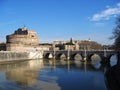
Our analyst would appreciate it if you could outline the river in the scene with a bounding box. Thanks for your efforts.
[0,56,117,90]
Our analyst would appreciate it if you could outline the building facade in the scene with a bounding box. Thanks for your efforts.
[52,39,102,50]
[52,38,80,50]
[6,27,50,51]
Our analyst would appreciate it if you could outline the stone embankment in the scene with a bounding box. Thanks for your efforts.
[0,51,43,62]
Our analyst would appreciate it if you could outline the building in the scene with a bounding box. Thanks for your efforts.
[6,27,50,51]
[0,42,6,51]
[52,38,80,50]
[52,38,102,50]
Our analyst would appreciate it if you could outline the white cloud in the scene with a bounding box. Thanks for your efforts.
[91,2,120,21]
[117,3,120,7]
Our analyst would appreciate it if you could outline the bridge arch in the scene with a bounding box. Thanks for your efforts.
[71,53,82,61]
[109,54,117,66]
[44,53,53,59]
[107,54,116,60]
[56,53,67,60]
[88,53,101,61]
[89,54,101,69]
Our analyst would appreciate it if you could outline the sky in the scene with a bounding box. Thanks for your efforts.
[0,0,120,45]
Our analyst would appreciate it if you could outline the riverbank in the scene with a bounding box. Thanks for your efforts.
[0,51,43,62]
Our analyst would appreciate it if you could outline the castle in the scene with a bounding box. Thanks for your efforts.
[6,27,50,51]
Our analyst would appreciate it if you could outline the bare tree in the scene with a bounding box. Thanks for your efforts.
[112,16,120,51]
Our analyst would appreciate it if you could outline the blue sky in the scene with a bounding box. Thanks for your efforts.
[0,0,120,45]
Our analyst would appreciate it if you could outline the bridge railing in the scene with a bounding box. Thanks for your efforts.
[44,49,115,52]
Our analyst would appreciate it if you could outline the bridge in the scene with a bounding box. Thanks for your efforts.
[43,50,117,63]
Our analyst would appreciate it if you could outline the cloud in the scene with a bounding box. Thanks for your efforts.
[91,2,120,21]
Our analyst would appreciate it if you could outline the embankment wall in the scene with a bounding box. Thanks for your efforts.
[0,51,29,61]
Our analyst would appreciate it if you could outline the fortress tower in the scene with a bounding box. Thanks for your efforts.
[6,27,39,51]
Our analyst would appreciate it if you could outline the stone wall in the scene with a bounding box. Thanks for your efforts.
[0,51,29,61]
[6,43,24,51]
[6,32,39,45]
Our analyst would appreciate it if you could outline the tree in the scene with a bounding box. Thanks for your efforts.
[112,16,120,51]
[79,40,102,50]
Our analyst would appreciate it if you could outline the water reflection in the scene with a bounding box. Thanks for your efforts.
[74,60,81,67]
[91,59,101,69]
[0,60,61,90]
[60,60,67,65]
[6,60,43,86]
[0,58,112,90]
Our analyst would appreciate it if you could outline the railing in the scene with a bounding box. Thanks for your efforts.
[44,49,115,52]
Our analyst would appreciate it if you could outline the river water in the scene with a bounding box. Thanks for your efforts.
[0,57,117,90]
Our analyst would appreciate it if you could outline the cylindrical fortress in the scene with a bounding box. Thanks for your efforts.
[6,28,39,45]
[6,27,39,51]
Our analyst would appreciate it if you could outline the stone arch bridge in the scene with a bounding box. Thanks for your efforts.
[43,50,117,62]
